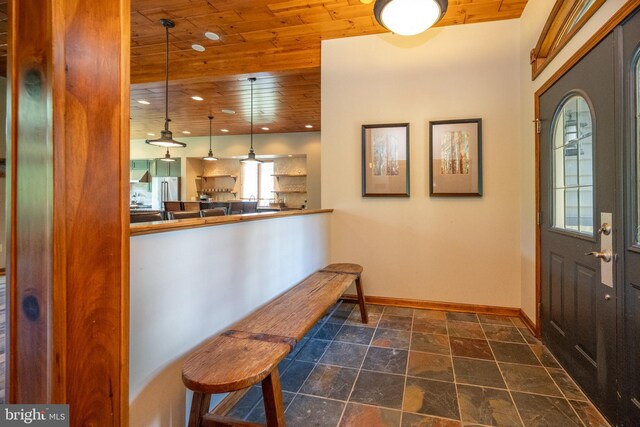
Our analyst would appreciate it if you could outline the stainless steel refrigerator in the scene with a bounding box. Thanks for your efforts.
[151,177,180,210]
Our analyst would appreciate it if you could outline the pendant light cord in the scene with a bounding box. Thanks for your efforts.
[209,116,213,150]
[164,25,170,131]
[250,78,254,151]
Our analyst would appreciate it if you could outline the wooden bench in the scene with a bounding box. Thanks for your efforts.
[182,263,367,427]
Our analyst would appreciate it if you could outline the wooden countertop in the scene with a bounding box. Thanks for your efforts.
[130,209,333,236]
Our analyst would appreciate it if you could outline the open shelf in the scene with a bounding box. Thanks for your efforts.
[271,174,306,177]
[201,190,237,194]
[199,175,237,181]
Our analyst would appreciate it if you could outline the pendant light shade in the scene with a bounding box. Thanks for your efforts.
[159,148,176,162]
[203,115,219,161]
[374,0,448,36]
[240,77,262,164]
[146,19,187,148]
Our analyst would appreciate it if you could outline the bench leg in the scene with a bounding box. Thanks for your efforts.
[188,392,212,427]
[261,368,286,427]
[355,276,368,324]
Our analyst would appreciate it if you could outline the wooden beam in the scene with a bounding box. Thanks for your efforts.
[8,0,130,424]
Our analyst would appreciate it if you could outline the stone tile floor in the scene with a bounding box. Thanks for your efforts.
[225,302,611,427]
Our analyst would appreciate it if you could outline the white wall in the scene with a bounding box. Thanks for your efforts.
[518,0,628,321]
[321,20,522,308]
[131,132,321,209]
[129,213,331,427]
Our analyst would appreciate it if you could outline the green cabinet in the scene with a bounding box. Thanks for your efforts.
[151,158,181,177]
[130,159,150,170]
[169,160,181,177]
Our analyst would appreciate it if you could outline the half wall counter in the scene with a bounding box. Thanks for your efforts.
[129,209,332,426]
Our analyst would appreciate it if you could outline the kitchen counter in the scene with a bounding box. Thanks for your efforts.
[129,209,333,236]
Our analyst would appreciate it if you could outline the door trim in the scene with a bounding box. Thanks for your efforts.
[534,0,640,335]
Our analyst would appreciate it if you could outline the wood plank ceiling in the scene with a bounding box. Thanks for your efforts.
[1,0,528,138]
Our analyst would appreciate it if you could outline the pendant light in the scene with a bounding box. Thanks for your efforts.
[159,148,176,162]
[145,19,187,148]
[240,77,262,164]
[203,115,219,161]
[374,0,448,36]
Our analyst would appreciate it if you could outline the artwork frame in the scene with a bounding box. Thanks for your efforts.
[362,123,410,197]
[429,118,483,197]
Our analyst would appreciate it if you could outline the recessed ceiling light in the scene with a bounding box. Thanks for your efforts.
[221,129,229,132]
[261,127,270,131]
[288,155,293,157]
[147,133,156,136]
[305,124,314,129]
[205,31,220,41]
[192,96,204,101]
[182,131,191,134]
[138,100,150,105]
[191,44,205,52]
[222,109,236,114]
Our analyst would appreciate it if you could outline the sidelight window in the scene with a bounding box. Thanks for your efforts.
[552,95,594,235]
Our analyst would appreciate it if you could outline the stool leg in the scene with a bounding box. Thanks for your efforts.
[355,276,368,324]
[261,368,286,427]
[188,392,211,427]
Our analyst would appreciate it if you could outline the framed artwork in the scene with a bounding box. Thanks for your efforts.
[362,123,410,197]
[429,119,482,197]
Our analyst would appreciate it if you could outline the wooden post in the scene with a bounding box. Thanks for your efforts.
[261,369,286,427]
[8,0,130,424]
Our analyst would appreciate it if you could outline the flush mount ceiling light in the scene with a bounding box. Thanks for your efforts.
[160,148,176,162]
[192,96,204,101]
[192,44,205,52]
[240,78,262,164]
[261,127,270,131]
[205,31,220,41]
[374,0,448,36]
[182,130,191,134]
[203,115,219,161]
[137,100,151,105]
[221,129,229,132]
[222,109,236,114]
[145,19,187,149]
[305,124,314,129]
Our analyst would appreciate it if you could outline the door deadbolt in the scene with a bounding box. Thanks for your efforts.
[598,223,612,235]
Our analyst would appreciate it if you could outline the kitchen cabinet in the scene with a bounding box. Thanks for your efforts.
[130,159,150,170]
[151,158,181,177]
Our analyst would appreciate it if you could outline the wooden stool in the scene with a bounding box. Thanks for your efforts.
[320,263,368,324]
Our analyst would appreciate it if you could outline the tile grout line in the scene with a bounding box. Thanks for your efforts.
[283,304,347,421]
[531,340,591,427]
[517,325,607,426]
[334,304,377,427]
[481,315,528,427]
[397,308,415,427]
[447,312,464,425]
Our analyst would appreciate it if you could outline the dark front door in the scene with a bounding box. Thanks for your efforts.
[621,9,640,426]
[539,32,618,421]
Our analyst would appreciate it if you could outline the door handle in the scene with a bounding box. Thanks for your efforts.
[585,250,612,262]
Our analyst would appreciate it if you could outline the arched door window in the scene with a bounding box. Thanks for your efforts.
[552,94,594,235]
